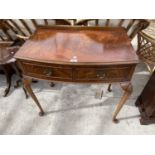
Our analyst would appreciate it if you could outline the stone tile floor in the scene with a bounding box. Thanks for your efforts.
[0,63,155,134]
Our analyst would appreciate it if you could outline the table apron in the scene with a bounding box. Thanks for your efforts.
[17,60,136,83]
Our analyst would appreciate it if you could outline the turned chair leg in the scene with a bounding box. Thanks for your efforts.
[23,87,29,99]
[2,65,13,97]
[50,82,55,87]
[107,83,112,92]
[14,79,22,88]
[3,72,12,97]
[11,62,29,99]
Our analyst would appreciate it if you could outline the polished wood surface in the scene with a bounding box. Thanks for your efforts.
[15,26,138,122]
[18,60,135,83]
[15,26,138,64]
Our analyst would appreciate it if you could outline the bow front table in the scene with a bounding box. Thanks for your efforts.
[15,26,138,123]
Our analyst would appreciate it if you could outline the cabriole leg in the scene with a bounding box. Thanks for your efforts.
[23,78,44,116]
[112,82,133,123]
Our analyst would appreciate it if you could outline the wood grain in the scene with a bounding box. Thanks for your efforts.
[15,26,138,65]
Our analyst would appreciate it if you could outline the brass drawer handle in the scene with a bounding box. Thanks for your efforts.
[96,71,106,79]
[43,68,53,76]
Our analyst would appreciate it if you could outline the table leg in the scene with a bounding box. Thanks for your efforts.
[107,83,112,92]
[3,71,12,97]
[50,82,55,87]
[23,78,44,116]
[112,82,133,123]
[2,65,13,97]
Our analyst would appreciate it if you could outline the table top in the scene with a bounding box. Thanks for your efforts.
[15,26,138,65]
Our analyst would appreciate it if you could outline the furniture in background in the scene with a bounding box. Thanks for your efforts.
[0,42,23,96]
[15,26,138,122]
[135,21,155,125]
[75,19,148,40]
[0,19,149,43]
[137,21,155,73]
[0,20,29,97]
[0,19,72,42]
[135,71,155,125]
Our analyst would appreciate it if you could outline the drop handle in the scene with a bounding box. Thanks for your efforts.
[43,68,53,76]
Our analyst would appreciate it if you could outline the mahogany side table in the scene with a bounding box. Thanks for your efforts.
[15,26,139,122]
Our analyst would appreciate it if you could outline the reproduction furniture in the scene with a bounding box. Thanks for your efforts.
[15,26,139,123]
[0,19,149,94]
[135,21,155,125]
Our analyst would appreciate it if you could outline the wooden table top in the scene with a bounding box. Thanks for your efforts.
[15,26,138,65]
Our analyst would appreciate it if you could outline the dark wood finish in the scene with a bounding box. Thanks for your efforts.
[0,42,27,97]
[0,42,18,96]
[44,19,48,25]
[18,60,135,83]
[137,21,155,122]
[0,63,14,96]
[15,26,138,122]
[135,71,155,125]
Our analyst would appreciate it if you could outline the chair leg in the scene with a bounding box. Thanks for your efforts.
[107,83,112,92]
[14,79,22,88]
[11,62,29,99]
[23,87,29,99]
[50,82,55,87]
[2,65,13,97]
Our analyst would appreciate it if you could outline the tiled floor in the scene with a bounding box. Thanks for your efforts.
[0,63,155,134]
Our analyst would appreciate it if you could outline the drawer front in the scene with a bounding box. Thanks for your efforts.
[74,66,134,82]
[18,60,135,83]
[21,62,73,80]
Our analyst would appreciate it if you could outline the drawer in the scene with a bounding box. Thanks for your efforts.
[21,62,73,80]
[74,66,133,82]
